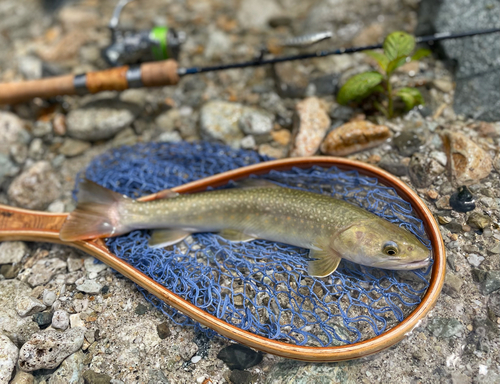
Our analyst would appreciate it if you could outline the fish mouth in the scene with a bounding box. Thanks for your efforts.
[400,257,432,270]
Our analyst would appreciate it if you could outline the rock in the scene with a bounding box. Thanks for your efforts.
[449,186,476,213]
[16,297,46,317]
[76,280,102,295]
[320,120,391,157]
[32,121,52,138]
[273,62,310,98]
[417,0,500,121]
[443,272,464,298]
[290,97,331,157]
[9,370,34,384]
[134,304,148,315]
[66,99,139,141]
[82,370,111,384]
[427,318,464,338]
[0,333,18,384]
[378,154,408,176]
[0,112,30,156]
[237,0,282,29]
[310,74,340,96]
[52,310,69,330]
[156,322,171,339]
[28,138,44,160]
[258,144,287,159]
[0,153,20,184]
[7,161,61,210]
[408,153,433,188]
[84,258,107,274]
[482,271,500,295]
[42,290,57,307]
[52,114,66,136]
[58,138,91,157]
[69,314,85,329]
[488,291,500,318]
[48,351,85,384]
[467,212,491,230]
[229,370,255,384]
[270,129,291,146]
[393,130,424,157]
[204,28,232,60]
[217,344,263,370]
[157,131,182,143]
[240,135,256,149]
[18,327,85,371]
[265,359,356,384]
[200,101,245,148]
[180,341,198,361]
[32,312,53,329]
[18,55,42,79]
[67,258,84,272]
[441,130,492,185]
[0,241,29,264]
[488,243,500,255]
[467,254,485,268]
[27,258,67,287]
[238,110,273,136]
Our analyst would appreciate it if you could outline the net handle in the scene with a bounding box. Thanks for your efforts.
[0,157,445,362]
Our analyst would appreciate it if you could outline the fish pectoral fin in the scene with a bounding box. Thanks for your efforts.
[217,229,256,243]
[307,248,341,277]
[148,229,191,248]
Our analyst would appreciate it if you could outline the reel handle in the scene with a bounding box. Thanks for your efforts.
[0,59,180,105]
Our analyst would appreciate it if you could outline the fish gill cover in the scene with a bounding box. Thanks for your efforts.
[77,141,432,347]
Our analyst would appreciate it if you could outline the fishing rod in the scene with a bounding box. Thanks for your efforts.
[0,27,499,105]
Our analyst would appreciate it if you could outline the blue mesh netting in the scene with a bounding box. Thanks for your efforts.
[77,141,433,347]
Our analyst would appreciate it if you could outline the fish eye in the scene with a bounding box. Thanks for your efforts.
[383,241,399,256]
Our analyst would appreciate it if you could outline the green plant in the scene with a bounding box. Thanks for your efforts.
[337,31,431,118]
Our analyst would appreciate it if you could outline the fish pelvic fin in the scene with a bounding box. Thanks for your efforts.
[307,248,341,277]
[217,229,256,243]
[148,229,191,248]
[59,179,131,242]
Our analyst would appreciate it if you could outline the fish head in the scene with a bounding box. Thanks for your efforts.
[331,218,431,270]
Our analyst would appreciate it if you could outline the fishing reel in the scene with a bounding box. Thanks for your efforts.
[102,0,186,66]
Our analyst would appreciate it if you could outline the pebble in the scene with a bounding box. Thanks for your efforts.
[134,304,148,315]
[82,370,111,384]
[191,355,202,364]
[0,153,20,185]
[84,258,107,274]
[52,310,70,330]
[393,130,424,157]
[258,144,287,159]
[217,344,263,370]
[27,258,67,287]
[237,0,282,29]
[204,28,232,60]
[441,130,492,185]
[378,153,408,176]
[47,200,65,213]
[443,272,464,298]
[43,289,57,306]
[16,297,46,317]
[467,254,485,267]
[48,351,84,384]
[18,327,85,371]
[66,99,139,141]
[450,186,476,213]
[156,322,171,339]
[270,129,291,146]
[433,78,454,93]
[0,333,18,384]
[408,153,433,188]
[199,101,245,148]
[76,280,102,295]
[28,138,44,160]
[487,291,500,318]
[467,212,491,230]
[58,138,91,157]
[7,161,62,210]
[9,370,34,384]
[180,341,199,361]
[238,110,273,136]
[52,113,66,136]
[0,111,30,156]
[290,97,331,157]
[9,143,28,165]
[0,241,29,264]
[33,311,53,329]
[488,243,500,254]
[157,131,182,143]
[320,120,391,157]
[69,314,85,329]
[427,318,464,338]
[273,61,310,98]
[229,370,255,384]
[482,271,500,295]
[240,135,256,149]
[67,258,84,272]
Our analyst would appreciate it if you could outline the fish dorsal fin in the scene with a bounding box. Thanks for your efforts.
[218,229,256,243]
[307,248,342,277]
[148,229,191,248]
[233,179,279,189]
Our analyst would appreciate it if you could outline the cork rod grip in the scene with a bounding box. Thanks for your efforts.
[0,59,180,105]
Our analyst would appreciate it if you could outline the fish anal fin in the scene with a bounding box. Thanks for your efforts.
[233,179,278,189]
[218,229,256,243]
[148,229,191,248]
[307,248,342,277]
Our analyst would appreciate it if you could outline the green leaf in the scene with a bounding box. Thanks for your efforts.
[396,87,424,110]
[365,50,389,71]
[386,56,408,74]
[337,72,384,105]
[411,48,432,61]
[383,31,415,61]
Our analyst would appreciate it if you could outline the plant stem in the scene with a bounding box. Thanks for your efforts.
[386,76,393,118]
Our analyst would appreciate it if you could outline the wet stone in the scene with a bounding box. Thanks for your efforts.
[482,271,500,295]
[427,318,464,338]
[217,344,263,370]
[320,120,391,157]
[467,212,492,230]
[450,186,476,213]
[33,311,53,329]
[393,130,424,157]
[443,272,464,298]
[156,322,171,339]
[467,254,485,268]
[0,333,18,384]
[229,370,256,384]
[409,153,433,188]
[18,327,85,371]
[445,221,463,233]
[378,154,408,176]
[134,304,148,315]
[82,369,111,384]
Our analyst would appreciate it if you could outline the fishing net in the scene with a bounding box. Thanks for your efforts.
[78,141,433,347]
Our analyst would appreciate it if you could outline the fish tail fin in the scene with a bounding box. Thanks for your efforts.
[60,179,132,241]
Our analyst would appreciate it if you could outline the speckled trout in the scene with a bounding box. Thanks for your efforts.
[60,179,431,277]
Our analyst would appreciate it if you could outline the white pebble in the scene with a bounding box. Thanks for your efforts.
[16,296,46,317]
[52,310,69,330]
[467,253,484,267]
[479,365,488,375]
[69,313,85,329]
[43,289,57,306]
[191,355,202,364]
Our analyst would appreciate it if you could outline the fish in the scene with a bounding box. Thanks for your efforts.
[59,179,431,277]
